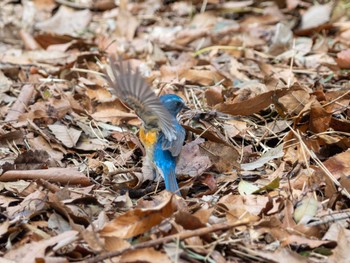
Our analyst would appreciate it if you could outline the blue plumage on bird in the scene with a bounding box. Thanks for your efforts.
[105,57,186,195]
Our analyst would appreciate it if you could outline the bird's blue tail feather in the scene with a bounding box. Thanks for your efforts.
[164,170,180,196]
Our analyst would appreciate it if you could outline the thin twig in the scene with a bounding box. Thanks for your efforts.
[108,167,142,176]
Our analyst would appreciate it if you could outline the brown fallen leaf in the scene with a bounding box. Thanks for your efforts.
[33,33,76,49]
[205,86,224,106]
[336,49,350,69]
[327,225,350,263]
[309,101,332,133]
[215,88,291,116]
[300,3,333,30]
[321,151,350,180]
[4,230,78,263]
[103,236,130,252]
[115,0,139,41]
[219,194,271,218]
[120,247,171,263]
[200,141,239,173]
[176,138,211,177]
[28,136,64,164]
[175,210,206,230]
[180,68,231,86]
[0,220,10,239]
[330,117,350,133]
[1,150,50,172]
[182,124,229,145]
[252,247,309,263]
[100,193,177,239]
[175,28,208,46]
[0,131,24,146]
[48,124,82,148]
[35,6,92,37]
[278,89,312,116]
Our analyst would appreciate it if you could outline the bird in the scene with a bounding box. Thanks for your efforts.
[105,57,186,194]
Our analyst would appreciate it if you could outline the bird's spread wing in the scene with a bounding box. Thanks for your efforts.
[106,57,177,142]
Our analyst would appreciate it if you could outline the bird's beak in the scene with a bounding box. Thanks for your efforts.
[182,105,190,111]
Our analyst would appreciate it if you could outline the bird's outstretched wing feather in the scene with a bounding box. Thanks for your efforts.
[106,57,177,142]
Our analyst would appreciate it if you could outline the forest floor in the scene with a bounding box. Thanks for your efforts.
[1,0,350,262]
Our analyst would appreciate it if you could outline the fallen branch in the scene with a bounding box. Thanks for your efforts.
[83,218,251,263]
[5,84,35,122]
[0,167,91,186]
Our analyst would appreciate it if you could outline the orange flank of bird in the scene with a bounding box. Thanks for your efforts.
[139,127,158,148]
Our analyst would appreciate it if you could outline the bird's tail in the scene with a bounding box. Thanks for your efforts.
[164,170,181,196]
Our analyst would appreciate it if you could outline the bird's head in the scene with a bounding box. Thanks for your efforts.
[160,94,185,116]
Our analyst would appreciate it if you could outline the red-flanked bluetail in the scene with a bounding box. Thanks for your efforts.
[105,57,185,195]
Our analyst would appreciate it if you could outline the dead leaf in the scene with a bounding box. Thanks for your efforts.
[241,144,284,171]
[238,180,259,195]
[115,0,139,40]
[309,101,332,133]
[1,150,49,172]
[300,3,333,30]
[268,23,293,56]
[205,86,223,106]
[336,49,350,69]
[48,124,82,148]
[216,88,292,116]
[121,247,171,263]
[4,230,78,263]
[176,138,211,177]
[328,226,350,263]
[278,90,311,116]
[35,6,92,37]
[180,68,231,86]
[293,197,319,224]
[199,141,239,173]
[100,193,177,239]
